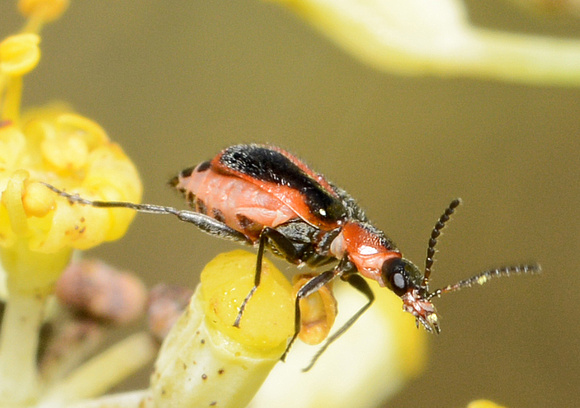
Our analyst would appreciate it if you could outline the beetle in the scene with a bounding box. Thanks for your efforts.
[43,144,540,368]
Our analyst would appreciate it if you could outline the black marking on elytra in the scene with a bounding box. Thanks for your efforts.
[168,176,180,187]
[219,145,347,224]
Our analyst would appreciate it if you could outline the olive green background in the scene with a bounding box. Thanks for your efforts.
[2,1,578,407]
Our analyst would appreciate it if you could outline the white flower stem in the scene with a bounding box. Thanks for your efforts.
[61,390,153,408]
[39,332,157,407]
[461,29,580,87]
[0,291,46,404]
[276,0,580,86]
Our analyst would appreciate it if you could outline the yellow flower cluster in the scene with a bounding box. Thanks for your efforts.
[0,3,142,405]
[0,109,142,253]
[0,2,141,296]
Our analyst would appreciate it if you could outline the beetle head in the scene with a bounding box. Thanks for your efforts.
[379,199,460,333]
[382,198,540,334]
[381,257,440,333]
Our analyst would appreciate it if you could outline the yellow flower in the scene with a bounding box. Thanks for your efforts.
[0,109,141,295]
[152,250,426,408]
[0,9,141,297]
[0,3,141,404]
[0,34,40,76]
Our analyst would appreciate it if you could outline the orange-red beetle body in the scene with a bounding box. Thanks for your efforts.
[44,144,540,368]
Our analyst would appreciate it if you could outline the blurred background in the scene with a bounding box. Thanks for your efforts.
[2,1,578,407]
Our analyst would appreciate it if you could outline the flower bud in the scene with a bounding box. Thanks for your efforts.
[0,34,40,75]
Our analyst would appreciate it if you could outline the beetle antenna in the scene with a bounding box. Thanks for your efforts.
[42,182,253,243]
[427,263,541,300]
[41,182,180,216]
[423,198,462,287]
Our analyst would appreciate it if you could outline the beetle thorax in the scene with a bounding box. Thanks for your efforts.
[330,221,401,286]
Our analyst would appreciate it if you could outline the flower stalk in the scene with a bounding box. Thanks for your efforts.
[38,332,157,407]
[268,0,580,86]
[0,290,46,404]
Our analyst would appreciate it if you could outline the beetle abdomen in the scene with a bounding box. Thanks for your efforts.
[172,162,299,241]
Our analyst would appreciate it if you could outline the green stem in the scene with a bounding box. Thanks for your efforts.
[0,291,46,405]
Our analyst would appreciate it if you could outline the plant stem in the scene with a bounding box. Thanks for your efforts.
[0,291,46,404]
[63,390,153,408]
[39,332,157,407]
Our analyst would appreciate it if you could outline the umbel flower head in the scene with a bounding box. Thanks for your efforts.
[0,35,141,295]
[0,3,141,404]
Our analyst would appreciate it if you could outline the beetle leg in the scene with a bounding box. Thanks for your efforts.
[233,227,299,327]
[301,272,375,372]
[173,210,250,243]
[260,226,300,263]
[280,269,339,362]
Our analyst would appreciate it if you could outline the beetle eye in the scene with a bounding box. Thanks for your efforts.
[382,258,408,296]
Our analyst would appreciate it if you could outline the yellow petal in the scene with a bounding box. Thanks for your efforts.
[0,34,40,76]
[22,180,54,218]
[1,170,30,237]
[249,279,428,408]
[292,273,337,345]
[41,133,89,172]
[0,126,27,173]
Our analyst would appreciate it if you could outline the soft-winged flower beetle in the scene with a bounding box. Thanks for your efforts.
[44,144,540,369]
